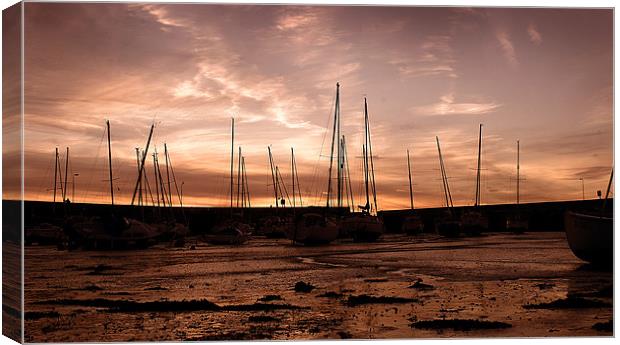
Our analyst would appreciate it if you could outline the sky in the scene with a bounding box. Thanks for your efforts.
[7,3,613,209]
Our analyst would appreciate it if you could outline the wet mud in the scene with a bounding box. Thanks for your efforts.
[24,232,613,341]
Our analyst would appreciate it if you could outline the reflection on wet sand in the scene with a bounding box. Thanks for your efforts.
[24,232,612,341]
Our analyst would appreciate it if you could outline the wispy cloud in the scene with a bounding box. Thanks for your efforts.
[495,30,519,68]
[18,4,612,208]
[527,23,543,45]
[139,4,189,29]
[276,9,319,31]
[414,94,501,116]
[390,35,458,79]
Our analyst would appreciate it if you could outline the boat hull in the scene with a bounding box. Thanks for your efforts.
[287,213,339,245]
[436,221,461,237]
[204,221,251,245]
[402,215,424,235]
[339,214,384,242]
[461,211,488,236]
[564,211,612,265]
[63,217,160,250]
[258,216,289,238]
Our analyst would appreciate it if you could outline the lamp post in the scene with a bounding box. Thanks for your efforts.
[72,173,80,203]
[579,177,585,200]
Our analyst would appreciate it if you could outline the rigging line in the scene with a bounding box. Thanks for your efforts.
[436,137,450,208]
[243,156,251,208]
[167,148,185,209]
[326,83,340,208]
[343,137,354,211]
[83,126,107,203]
[293,152,303,207]
[308,88,337,206]
[275,166,293,207]
[236,146,242,208]
[38,152,55,201]
[367,115,378,213]
[268,146,278,209]
[57,150,65,201]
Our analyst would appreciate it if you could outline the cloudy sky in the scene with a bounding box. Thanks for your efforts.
[11,3,613,209]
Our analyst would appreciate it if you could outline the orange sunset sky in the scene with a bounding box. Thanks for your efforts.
[6,3,614,209]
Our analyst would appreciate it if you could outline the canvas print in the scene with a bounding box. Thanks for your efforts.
[2,2,614,342]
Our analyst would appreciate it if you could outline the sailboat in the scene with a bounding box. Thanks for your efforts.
[26,148,65,246]
[434,136,461,237]
[257,146,290,238]
[506,140,528,233]
[287,83,341,245]
[203,117,251,245]
[339,97,384,242]
[564,168,613,266]
[144,144,189,246]
[461,124,489,236]
[401,149,424,235]
[63,121,160,250]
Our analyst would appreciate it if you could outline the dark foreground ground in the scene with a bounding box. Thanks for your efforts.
[23,232,612,341]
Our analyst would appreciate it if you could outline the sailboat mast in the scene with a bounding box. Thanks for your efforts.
[327,82,340,208]
[337,88,342,209]
[275,165,279,205]
[167,149,186,222]
[436,136,453,208]
[365,98,378,213]
[164,143,172,207]
[53,148,58,204]
[106,121,114,206]
[407,149,414,210]
[135,148,145,219]
[230,117,234,214]
[130,123,155,205]
[135,148,141,206]
[237,146,242,208]
[240,155,245,209]
[64,147,69,201]
[268,146,278,209]
[293,147,303,207]
[291,148,296,208]
[243,156,251,208]
[517,140,520,205]
[161,154,168,206]
[156,152,169,208]
[363,144,369,211]
[602,167,614,211]
[475,124,482,207]
[153,152,160,207]
[339,137,347,209]
[342,136,354,211]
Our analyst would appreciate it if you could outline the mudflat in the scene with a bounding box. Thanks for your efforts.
[24,232,613,341]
